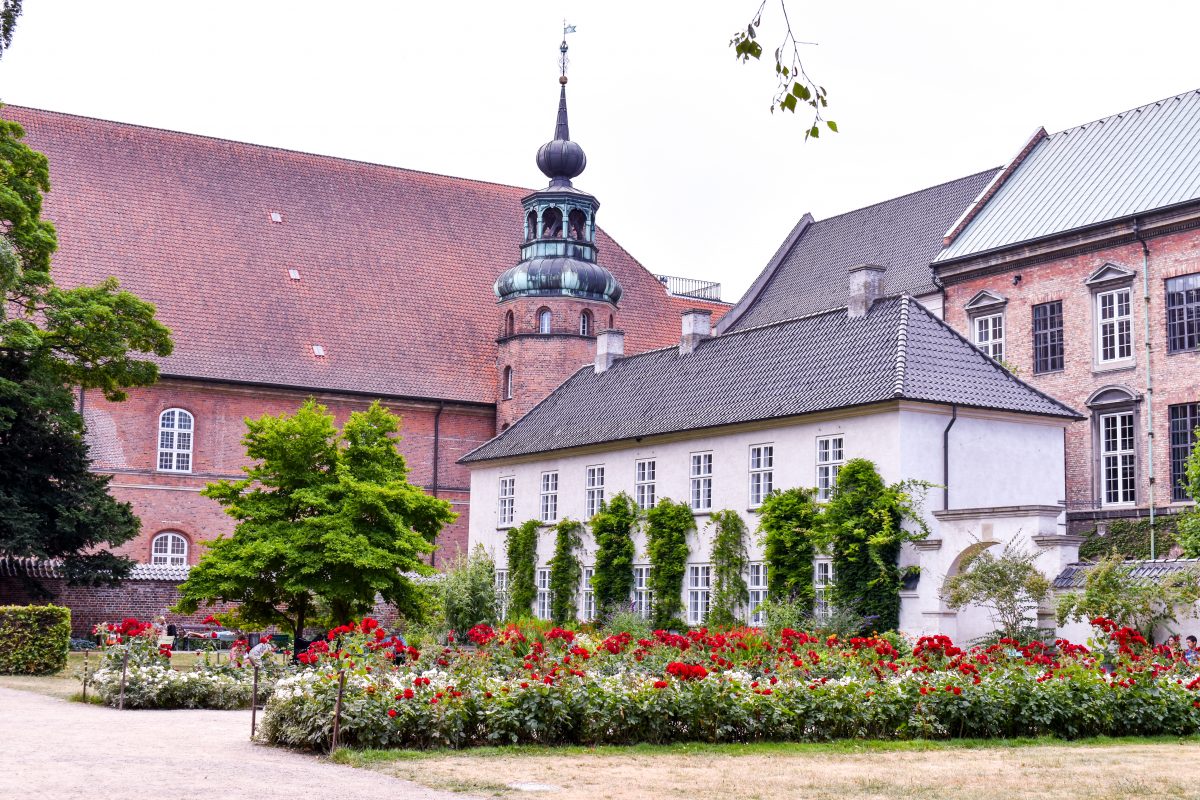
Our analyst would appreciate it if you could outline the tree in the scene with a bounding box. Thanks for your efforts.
[442,545,497,634]
[759,487,819,608]
[505,520,539,620]
[645,499,693,629]
[548,519,584,624]
[1056,552,1200,637]
[590,492,638,617]
[175,400,454,643]
[0,2,20,60]
[708,510,750,628]
[0,112,173,588]
[941,541,1051,640]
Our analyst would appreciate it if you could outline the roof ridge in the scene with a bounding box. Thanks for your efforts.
[1049,87,1200,137]
[893,295,911,397]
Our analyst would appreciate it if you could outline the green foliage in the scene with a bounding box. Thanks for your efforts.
[0,604,69,675]
[644,498,693,628]
[1056,553,1200,636]
[1179,510,1200,559]
[505,520,540,620]
[590,492,639,616]
[758,487,819,608]
[176,400,454,641]
[442,546,497,635]
[819,459,930,633]
[942,541,1051,640]
[708,510,750,628]
[548,519,584,625]
[1079,517,1179,561]
[0,1,21,59]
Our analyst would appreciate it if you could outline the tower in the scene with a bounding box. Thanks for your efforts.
[494,33,622,430]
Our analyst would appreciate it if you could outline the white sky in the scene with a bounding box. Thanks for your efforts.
[2,1,1199,302]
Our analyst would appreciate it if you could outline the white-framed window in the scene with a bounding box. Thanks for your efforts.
[748,562,767,625]
[687,564,711,625]
[1097,288,1133,364]
[814,559,836,621]
[748,444,774,507]
[494,569,509,619]
[536,567,552,620]
[503,366,513,400]
[582,567,595,621]
[151,531,188,567]
[540,471,559,523]
[690,452,713,511]
[1101,411,1137,506]
[538,308,553,334]
[632,565,653,620]
[580,310,593,337]
[585,465,605,518]
[816,435,845,501]
[635,459,657,510]
[973,313,1005,361]
[498,476,515,526]
[157,408,194,472]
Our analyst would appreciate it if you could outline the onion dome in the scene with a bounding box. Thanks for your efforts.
[536,82,587,187]
[495,256,622,304]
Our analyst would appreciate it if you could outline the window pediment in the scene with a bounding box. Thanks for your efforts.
[1085,262,1136,289]
[964,289,1007,312]
[1086,385,1140,408]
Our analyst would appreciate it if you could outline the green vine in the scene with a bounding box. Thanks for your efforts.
[1079,517,1180,561]
[548,518,584,624]
[504,519,540,620]
[708,509,750,628]
[645,498,694,628]
[590,492,638,617]
[758,487,819,610]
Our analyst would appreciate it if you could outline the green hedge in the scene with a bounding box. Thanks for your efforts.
[0,605,71,675]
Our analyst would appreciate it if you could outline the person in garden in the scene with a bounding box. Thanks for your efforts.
[1166,633,1183,659]
[1185,635,1199,664]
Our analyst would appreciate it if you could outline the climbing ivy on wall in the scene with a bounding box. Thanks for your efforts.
[758,487,820,610]
[1079,516,1180,561]
[590,492,638,617]
[548,519,584,625]
[645,499,694,628]
[708,510,750,628]
[505,519,540,620]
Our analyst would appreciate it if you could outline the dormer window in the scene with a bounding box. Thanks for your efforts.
[538,308,553,334]
[580,310,593,336]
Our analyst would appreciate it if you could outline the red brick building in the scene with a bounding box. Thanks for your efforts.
[0,76,725,579]
[935,90,1200,543]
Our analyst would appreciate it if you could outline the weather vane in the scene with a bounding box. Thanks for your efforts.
[559,20,576,82]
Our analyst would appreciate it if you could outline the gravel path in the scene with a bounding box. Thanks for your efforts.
[0,686,477,800]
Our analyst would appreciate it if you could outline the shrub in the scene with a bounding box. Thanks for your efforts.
[942,541,1051,640]
[591,493,638,616]
[0,605,70,675]
[548,519,584,624]
[1056,553,1200,636]
[505,520,540,620]
[759,487,819,608]
[708,510,749,628]
[442,545,497,636]
[645,499,693,628]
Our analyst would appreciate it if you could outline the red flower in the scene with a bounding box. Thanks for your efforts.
[519,682,529,689]
[387,708,397,718]
[403,688,415,699]
[653,680,669,689]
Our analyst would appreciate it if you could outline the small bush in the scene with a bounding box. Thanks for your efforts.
[0,605,70,675]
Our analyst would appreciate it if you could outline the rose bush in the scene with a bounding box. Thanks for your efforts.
[259,618,1200,750]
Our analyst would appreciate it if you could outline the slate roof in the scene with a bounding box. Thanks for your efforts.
[0,556,190,581]
[939,89,1200,262]
[719,169,1000,333]
[1052,558,1200,590]
[461,296,1080,463]
[3,106,727,405]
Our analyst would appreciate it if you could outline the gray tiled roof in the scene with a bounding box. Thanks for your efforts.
[720,169,1000,333]
[939,90,1200,262]
[1052,558,1200,590]
[0,556,190,582]
[461,296,1080,464]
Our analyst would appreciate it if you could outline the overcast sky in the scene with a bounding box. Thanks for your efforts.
[3,2,1199,301]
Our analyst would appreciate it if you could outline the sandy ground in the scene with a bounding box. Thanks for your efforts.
[0,686,477,800]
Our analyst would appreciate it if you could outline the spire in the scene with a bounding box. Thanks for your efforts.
[536,24,586,186]
[554,83,570,142]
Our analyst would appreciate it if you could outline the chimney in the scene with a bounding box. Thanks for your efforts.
[595,329,625,373]
[848,264,885,317]
[679,309,712,355]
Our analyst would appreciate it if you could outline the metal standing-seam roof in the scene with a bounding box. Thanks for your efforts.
[460,296,1080,463]
[1052,558,1200,590]
[938,89,1200,262]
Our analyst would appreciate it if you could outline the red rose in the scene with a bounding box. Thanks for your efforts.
[520,682,529,689]
[403,688,415,699]
[387,708,397,718]
[653,680,668,689]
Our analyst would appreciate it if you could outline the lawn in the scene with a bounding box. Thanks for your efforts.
[0,650,207,701]
[335,737,1200,800]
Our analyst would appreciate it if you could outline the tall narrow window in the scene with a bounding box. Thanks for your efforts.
[1032,301,1064,374]
[538,308,553,334]
[635,459,657,510]
[1101,412,1136,505]
[157,409,194,472]
[748,562,768,625]
[687,564,711,625]
[540,471,559,523]
[503,366,513,400]
[498,476,516,526]
[582,567,595,621]
[151,531,188,566]
[632,565,653,619]
[816,435,845,501]
[1166,273,1200,353]
[690,452,713,511]
[503,310,515,337]
[536,568,552,620]
[494,570,510,619]
[814,559,836,621]
[585,465,605,518]
[973,313,1005,360]
[1097,288,1133,363]
[1169,403,1200,502]
[748,444,774,507]
[579,310,593,336]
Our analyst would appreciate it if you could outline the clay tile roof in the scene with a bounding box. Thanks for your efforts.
[3,106,727,404]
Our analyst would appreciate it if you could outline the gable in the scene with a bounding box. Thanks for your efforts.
[964,289,1008,311]
[1084,262,1137,288]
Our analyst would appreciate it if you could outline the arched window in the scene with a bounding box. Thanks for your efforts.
[525,210,537,242]
[158,408,194,472]
[503,366,513,400]
[503,310,515,337]
[151,531,188,566]
[568,209,587,240]
[541,207,563,238]
[580,310,593,336]
[538,308,553,334]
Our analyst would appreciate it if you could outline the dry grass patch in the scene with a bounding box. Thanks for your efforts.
[340,738,1200,800]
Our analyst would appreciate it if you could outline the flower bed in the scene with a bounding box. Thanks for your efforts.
[260,620,1200,751]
